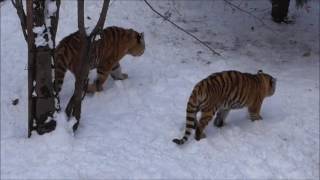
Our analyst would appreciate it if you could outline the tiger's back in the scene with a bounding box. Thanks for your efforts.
[173,70,276,145]
[196,71,271,110]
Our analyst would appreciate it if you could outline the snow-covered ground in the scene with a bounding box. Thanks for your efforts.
[1,0,319,179]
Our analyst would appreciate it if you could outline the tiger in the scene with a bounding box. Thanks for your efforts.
[172,70,276,145]
[54,26,145,94]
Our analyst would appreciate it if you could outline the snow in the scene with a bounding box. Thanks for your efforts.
[85,26,94,36]
[32,25,45,34]
[83,0,105,36]
[34,34,47,48]
[32,0,59,49]
[46,0,57,17]
[95,34,101,41]
[32,90,37,96]
[1,0,319,179]
[33,25,52,48]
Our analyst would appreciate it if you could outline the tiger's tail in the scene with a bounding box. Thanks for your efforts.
[172,88,199,145]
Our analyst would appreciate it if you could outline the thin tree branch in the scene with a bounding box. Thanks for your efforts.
[11,0,28,42]
[223,0,276,32]
[90,0,110,37]
[50,0,61,49]
[143,0,221,56]
[11,0,17,8]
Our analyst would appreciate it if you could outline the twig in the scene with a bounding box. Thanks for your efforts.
[11,0,28,42]
[50,0,61,49]
[143,0,221,56]
[223,0,276,32]
[90,0,110,37]
[249,7,270,14]
[11,0,17,8]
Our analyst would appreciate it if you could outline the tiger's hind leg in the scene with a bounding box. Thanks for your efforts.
[195,111,214,141]
[110,63,128,80]
[214,109,230,128]
[87,70,109,93]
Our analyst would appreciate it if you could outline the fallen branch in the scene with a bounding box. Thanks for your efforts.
[223,0,275,32]
[143,0,221,56]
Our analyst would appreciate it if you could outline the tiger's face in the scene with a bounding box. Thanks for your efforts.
[128,32,145,57]
[266,75,276,96]
[258,70,276,97]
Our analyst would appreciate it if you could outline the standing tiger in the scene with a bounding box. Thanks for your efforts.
[54,26,145,94]
[173,70,276,145]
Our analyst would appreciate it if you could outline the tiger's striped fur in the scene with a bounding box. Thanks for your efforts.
[54,26,145,94]
[172,70,276,145]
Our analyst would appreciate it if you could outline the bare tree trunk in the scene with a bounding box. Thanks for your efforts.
[65,0,110,131]
[13,0,61,137]
[26,0,35,136]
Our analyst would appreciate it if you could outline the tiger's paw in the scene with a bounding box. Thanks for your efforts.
[214,118,224,128]
[111,73,128,80]
[250,115,263,121]
[86,84,97,94]
[195,132,206,141]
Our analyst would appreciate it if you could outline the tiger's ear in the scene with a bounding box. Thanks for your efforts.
[137,32,144,44]
[257,69,263,74]
[270,77,277,88]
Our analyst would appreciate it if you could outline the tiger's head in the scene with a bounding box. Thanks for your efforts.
[257,70,276,97]
[127,30,145,57]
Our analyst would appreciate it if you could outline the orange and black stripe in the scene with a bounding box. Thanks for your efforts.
[173,70,276,145]
[53,26,145,94]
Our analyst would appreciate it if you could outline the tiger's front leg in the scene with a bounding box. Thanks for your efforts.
[214,109,230,127]
[87,72,109,93]
[110,63,128,80]
[248,100,263,121]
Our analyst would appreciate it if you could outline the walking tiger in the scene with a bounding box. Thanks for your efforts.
[54,26,145,94]
[173,70,276,145]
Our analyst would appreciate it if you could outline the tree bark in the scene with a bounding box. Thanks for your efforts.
[13,0,61,137]
[65,0,110,131]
